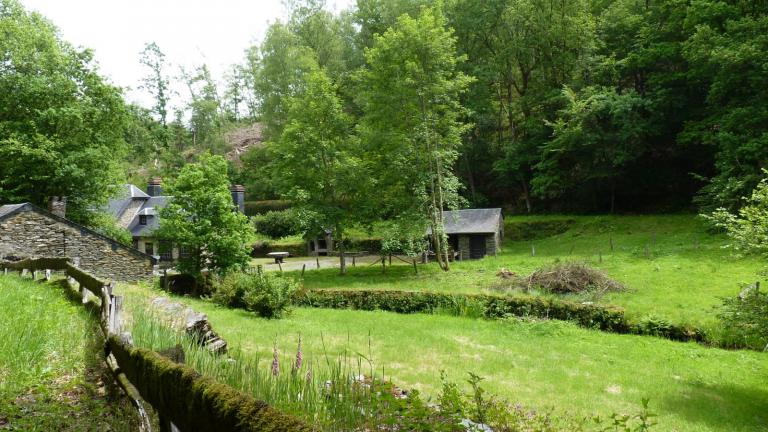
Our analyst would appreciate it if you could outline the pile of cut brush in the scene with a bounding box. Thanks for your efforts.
[522,261,626,295]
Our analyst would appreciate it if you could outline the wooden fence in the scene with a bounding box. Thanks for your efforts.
[0,258,309,432]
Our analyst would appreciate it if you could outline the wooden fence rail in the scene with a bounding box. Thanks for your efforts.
[0,257,308,432]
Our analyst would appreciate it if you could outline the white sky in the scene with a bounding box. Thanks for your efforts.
[21,0,355,110]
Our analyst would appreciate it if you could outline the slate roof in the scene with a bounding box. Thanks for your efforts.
[428,208,503,235]
[0,203,25,219]
[107,185,172,238]
[0,202,156,263]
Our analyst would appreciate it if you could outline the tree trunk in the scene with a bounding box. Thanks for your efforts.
[337,229,346,275]
[521,179,532,214]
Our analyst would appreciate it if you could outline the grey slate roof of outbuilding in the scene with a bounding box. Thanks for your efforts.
[435,208,503,235]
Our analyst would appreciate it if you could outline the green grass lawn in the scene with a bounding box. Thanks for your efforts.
[291,215,766,328]
[0,275,138,431]
[151,295,768,432]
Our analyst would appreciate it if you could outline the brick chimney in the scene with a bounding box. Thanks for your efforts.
[48,196,67,218]
[147,177,162,197]
[230,185,245,213]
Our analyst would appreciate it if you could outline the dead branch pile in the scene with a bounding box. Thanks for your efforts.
[522,262,626,294]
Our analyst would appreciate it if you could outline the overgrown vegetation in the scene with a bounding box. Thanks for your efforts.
[129,307,660,431]
[140,298,767,432]
[718,288,768,351]
[0,276,139,430]
[705,172,768,256]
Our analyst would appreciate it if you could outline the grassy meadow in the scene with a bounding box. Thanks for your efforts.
[140,296,768,432]
[287,215,766,328]
[0,275,138,431]
[114,214,768,431]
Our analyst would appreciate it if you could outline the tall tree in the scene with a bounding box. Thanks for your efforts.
[0,0,128,221]
[248,23,319,140]
[449,0,594,212]
[139,42,172,126]
[157,153,255,277]
[182,64,224,152]
[358,6,472,271]
[272,70,365,274]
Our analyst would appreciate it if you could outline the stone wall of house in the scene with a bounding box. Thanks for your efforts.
[0,209,153,281]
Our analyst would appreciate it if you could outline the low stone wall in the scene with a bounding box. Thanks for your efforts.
[0,207,153,281]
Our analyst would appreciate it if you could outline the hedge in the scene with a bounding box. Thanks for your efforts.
[295,289,707,343]
[251,241,306,258]
[107,336,311,432]
[244,200,292,216]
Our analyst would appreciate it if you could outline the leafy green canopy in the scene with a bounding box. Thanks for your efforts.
[272,69,366,272]
[157,154,255,276]
[358,5,473,269]
[0,0,128,221]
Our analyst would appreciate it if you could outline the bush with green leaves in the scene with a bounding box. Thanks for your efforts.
[212,271,299,319]
[243,273,299,319]
[718,290,768,351]
[210,271,251,308]
[703,173,768,257]
[252,209,302,239]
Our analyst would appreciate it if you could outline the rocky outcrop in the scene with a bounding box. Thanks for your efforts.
[150,297,228,354]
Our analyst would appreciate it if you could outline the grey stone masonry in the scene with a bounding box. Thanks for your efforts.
[0,204,154,281]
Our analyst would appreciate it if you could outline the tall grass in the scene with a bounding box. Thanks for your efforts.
[130,309,393,430]
[0,276,93,396]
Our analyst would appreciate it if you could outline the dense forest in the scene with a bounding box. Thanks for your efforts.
[1,0,767,223]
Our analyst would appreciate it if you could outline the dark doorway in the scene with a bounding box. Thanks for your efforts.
[469,235,486,259]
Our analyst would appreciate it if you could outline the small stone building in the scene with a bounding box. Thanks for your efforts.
[0,201,155,281]
[433,208,504,259]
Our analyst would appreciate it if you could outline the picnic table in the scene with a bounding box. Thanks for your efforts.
[266,252,289,264]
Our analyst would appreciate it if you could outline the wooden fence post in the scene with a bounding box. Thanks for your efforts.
[109,295,124,334]
[45,269,51,281]
[412,259,418,274]
[301,264,306,277]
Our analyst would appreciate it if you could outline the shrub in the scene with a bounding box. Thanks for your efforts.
[211,271,252,308]
[242,273,299,319]
[718,290,768,350]
[253,209,302,239]
[160,273,204,296]
[212,272,299,318]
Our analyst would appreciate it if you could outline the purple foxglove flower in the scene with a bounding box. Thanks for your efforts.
[295,336,303,370]
[271,346,280,376]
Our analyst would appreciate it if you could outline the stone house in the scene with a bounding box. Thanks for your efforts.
[430,208,504,259]
[106,178,246,263]
[0,200,155,281]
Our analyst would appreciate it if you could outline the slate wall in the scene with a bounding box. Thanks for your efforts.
[0,208,153,281]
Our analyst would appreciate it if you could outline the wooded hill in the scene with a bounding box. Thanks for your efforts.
[1,0,767,224]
